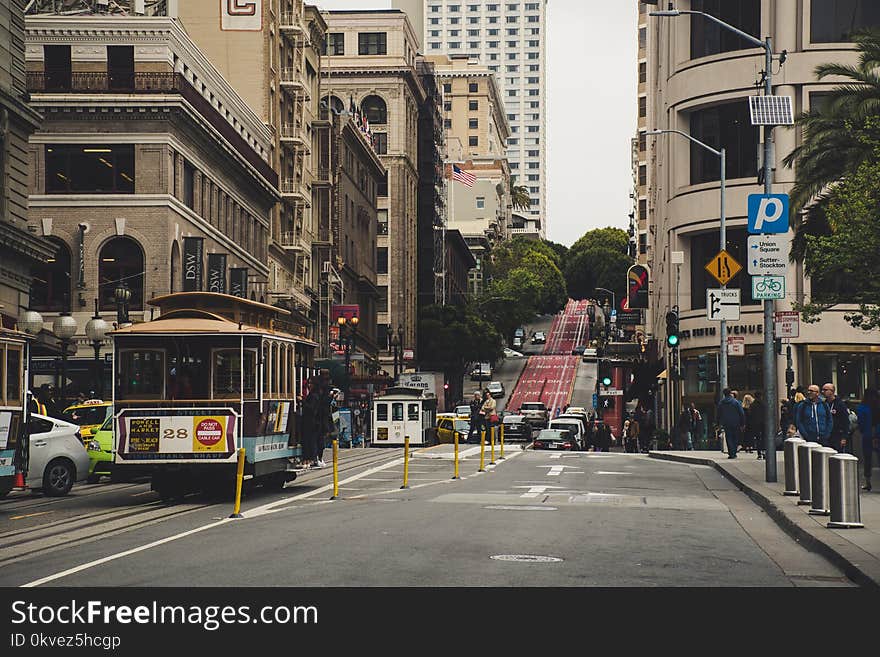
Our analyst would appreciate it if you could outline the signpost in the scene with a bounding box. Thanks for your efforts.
[747,234,790,276]
[705,250,742,286]
[747,194,790,234]
[751,275,785,300]
[706,289,741,321]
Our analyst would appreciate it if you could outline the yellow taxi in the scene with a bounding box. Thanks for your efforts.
[61,399,112,443]
[435,413,471,444]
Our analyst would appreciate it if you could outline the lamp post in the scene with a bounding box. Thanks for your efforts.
[647,129,728,395]
[84,300,109,398]
[52,312,78,407]
[651,7,778,482]
[19,310,44,338]
[596,288,616,341]
[114,281,131,326]
[390,329,400,381]
[337,315,359,392]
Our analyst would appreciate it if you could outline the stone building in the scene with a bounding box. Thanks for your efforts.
[23,13,278,395]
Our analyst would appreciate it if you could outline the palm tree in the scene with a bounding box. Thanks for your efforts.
[509,181,531,212]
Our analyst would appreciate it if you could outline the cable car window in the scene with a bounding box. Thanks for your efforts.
[392,403,404,421]
[212,349,257,399]
[4,344,22,406]
[408,403,419,420]
[263,343,270,396]
[376,403,388,421]
[118,350,164,399]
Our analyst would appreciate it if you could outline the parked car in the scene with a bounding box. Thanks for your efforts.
[513,336,523,348]
[532,331,546,344]
[571,345,587,356]
[533,428,577,451]
[581,348,598,362]
[514,327,525,338]
[487,381,505,399]
[501,414,532,441]
[25,414,90,496]
[454,405,472,417]
[519,401,550,428]
[60,399,112,443]
[435,414,471,444]
[549,416,586,449]
[470,362,493,381]
[503,347,524,359]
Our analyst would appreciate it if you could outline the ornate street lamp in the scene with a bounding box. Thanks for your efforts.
[390,329,400,380]
[19,309,44,337]
[52,312,78,406]
[84,300,109,398]
[114,281,131,326]
[337,315,360,386]
[396,324,404,376]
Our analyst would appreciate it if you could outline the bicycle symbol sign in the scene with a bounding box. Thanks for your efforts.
[751,275,785,300]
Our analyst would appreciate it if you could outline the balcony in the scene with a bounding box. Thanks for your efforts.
[279,12,304,38]
[280,68,310,100]
[280,179,311,206]
[313,165,332,186]
[279,227,314,252]
[280,122,309,151]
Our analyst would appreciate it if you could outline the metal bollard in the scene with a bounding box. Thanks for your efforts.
[490,424,496,465]
[809,447,836,516]
[499,423,505,460]
[783,436,805,496]
[330,439,339,500]
[828,453,864,528]
[479,429,486,472]
[797,442,821,506]
[400,436,410,489]
[229,447,246,518]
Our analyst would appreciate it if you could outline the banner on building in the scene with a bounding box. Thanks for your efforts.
[230,268,248,298]
[331,304,360,322]
[627,264,649,310]
[183,237,204,292]
[207,253,227,294]
[220,0,262,31]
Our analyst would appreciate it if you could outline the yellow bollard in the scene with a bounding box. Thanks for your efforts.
[499,423,506,460]
[490,424,496,465]
[453,431,460,480]
[400,436,410,489]
[330,439,339,500]
[229,447,246,518]
[479,429,486,472]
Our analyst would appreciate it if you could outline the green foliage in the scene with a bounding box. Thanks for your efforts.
[563,227,631,303]
[418,304,505,375]
[570,227,629,256]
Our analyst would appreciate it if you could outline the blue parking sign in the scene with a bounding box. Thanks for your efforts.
[748,194,789,234]
[592,393,598,408]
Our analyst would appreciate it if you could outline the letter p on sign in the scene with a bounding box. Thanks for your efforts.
[748,193,790,234]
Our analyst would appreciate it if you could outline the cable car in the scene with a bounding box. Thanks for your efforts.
[371,387,437,446]
[111,292,316,501]
[0,328,30,497]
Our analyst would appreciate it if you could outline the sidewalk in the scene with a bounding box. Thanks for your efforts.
[650,449,880,589]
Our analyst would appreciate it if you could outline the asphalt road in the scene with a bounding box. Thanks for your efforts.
[0,446,853,587]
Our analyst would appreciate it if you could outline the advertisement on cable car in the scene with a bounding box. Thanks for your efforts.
[115,408,238,463]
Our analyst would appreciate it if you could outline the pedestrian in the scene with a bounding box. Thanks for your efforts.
[678,405,694,451]
[44,385,61,418]
[750,392,765,459]
[598,423,612,452]
[795,384,832,446]
[717,388,745,459]
[857,387,880,491]
[741,394,755,453]
[584,413,595,451]
[688,403,702,449]
[313,370,335,468]
[469,390,483,443]
[554,406,561,419]
[299,378,320,468]
[822,383,852,453]
[481,388,497,442]
[628,417,641,453]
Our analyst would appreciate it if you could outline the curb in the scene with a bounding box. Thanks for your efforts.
[649,451,880,590]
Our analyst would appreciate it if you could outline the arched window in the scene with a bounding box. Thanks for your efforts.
[99,237,144,311]
[30,237,71,312]
[321,95,345,114]
[361,95,387,124]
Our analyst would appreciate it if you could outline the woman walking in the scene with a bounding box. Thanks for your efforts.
[742,394,756,454]
[480,388,497,442]
[857,388,880,491]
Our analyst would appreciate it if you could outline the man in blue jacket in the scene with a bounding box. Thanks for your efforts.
[795,384,832,446]
[717,388,745,459]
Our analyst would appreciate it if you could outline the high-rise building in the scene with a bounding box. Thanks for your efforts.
[396,0,547,234]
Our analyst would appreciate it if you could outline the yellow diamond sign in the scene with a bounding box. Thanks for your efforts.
[705,250,742,286]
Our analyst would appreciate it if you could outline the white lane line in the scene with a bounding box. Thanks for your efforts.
[515,485,563,499]
[594,471,632,476]
[549,453,562,459]
[548,466,563,476]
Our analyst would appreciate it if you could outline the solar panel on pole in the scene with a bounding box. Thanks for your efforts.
[749,96,794,126]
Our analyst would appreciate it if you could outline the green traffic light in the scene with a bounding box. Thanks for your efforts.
[667,335,679,347]
[602,376,612,386]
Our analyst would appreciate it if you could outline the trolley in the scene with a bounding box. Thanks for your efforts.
[371,387,437,446]
[0,328,30,497]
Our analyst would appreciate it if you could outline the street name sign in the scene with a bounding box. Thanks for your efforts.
[751,274,785,300]
[705,250,742,286]
[728,336,745,356]
[747,234,790,275]
[747,193,790,233]
[774,310,800,338]
[601,389,624,396]
[706,288,741,321]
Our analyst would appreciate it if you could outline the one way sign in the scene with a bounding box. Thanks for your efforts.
[706,288,740,321]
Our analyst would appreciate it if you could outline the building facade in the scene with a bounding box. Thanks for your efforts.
[23,13,278,396]
[0,0,52,329]
[396,0,547,233]
[640,0,880,431]
[321,9,425,361]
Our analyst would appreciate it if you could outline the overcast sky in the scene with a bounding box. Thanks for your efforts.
[314,0,637,247]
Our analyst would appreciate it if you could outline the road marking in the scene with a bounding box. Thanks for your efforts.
[130,491,154,497]
[10,511,53,521]
[537,465,582,477]
[594,471,632,476]
[515,485,563,498]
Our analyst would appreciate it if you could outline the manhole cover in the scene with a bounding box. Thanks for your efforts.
[484,505,557,511]
[490,554,563,563]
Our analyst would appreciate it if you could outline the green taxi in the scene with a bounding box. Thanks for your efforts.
[86,413,114,483]
[61,399,112,443]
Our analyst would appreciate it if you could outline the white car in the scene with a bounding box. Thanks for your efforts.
[454,405,471,417]
[503,347,524,359]
[487,381,505,399]
[26,414,90,496]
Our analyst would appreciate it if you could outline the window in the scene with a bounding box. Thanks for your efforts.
[377,286,388,310]
[374,132,388,155]
[811,0,880,42]
[527,52,538,59]
[117,350,164,400]
[639,199,647,218]
[488,28,499,35]
[527,149,538,157]
[639,62,646,84]
[46,144,135,194]
[377,247,388,274]
[358,32,387,55]
[639,165,646,186]
[489,65,499,72]
[443,83,452,93]
[527,125,539,132]
[444,118,452,128]
[361,95,387,124]
[325,32,344,55]
[527,174,539,181]
[183,159,195,209]
[507,28,519,35]
[449,4,460,11]
[488,40,500,47]
[529,27,540,35]
[526,2,538,8]
[506,15,518,23]
[528,89,539,96]
[408,403,419,421]
[689,101,757,184]
[469,118,479,129]
[450,42,461,49]
[690,228,756,309]
[468,17,479,24]
[377,403,388,421]
[468,4,479,10]
[468,29,480,36]
[450,17,460,24]
[429,17,440,24]
[488,3,498,10]
[430,4,440,11]
[528,39,539,47]
[509,138,519,145]
[469,82,479,93]
[639,96,646,118]
[392,403,404,421]
[507,40,518,47]
[43,45,71,91]
[469,136,479,146]
[377,209,388,234]
[444,101,452,112]
[212,349,256,399]
[107,46,134,90]
[639,27,646,50]
[690,0,760,59]
[527,161,539,168]
[469,100,478,111]
[469,41,480,48]
[449,29,460,36]
[3,344,22,406]
[476,196,485,209]
[30,237,71,312]
[430,42,441,49]
[99,236,144,311]
[639,131,646,152]
[507,3,518,10]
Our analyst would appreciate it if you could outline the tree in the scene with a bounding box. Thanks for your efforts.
[563,227,631,304]
[509,182,531,211]
[569,227,629,256]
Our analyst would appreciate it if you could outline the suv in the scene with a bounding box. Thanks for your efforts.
[470,362,492,381]
[519,401,549,428]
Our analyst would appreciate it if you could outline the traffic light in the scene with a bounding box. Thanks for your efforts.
[599,360,612,387]
[665,310,680,348]
[697,354,708,386]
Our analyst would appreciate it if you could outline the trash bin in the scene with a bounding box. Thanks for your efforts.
[783,436,805,496]
[797,442,821,506]
[809,447,836,516]
[828,453,864,529]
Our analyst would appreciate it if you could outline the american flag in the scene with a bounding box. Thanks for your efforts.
[452,164,476,187]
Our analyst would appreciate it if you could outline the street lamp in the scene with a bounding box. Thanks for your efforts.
[52,312,77,407]
[651,7,779,482]
[596,287,616,341]
[647,129,728,395]
[84,299,109,398]
[337,315,359,390]
[390,329,400,381]
[19,310,44,337]
[114,281,131,326]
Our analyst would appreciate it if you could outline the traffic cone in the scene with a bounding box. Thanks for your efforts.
[13,471,26,489]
